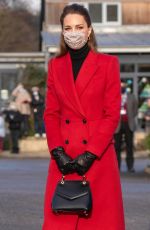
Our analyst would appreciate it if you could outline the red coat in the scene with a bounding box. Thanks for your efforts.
[42,50,125,230]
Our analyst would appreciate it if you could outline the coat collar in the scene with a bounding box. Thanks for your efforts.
[58,50,99,116]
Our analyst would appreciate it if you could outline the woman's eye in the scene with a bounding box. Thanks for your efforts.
[64,27,71,31]
[77,27,83,30]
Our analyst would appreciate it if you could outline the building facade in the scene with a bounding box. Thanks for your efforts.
[44,0,150,27]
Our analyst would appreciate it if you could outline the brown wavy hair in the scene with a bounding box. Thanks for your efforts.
[57,4,97,57]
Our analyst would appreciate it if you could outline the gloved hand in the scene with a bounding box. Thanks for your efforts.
[51,146,75,175]
[74,151,97,176]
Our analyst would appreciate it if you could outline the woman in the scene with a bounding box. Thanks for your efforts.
[43,3,125,230]
[12,83,31,137]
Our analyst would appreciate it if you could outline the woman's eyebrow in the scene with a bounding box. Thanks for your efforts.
[64,24,84,27]
[64,25,71,28]
[75,24,84,26]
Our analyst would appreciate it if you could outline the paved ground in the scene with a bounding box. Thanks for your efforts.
[0,158,150,230]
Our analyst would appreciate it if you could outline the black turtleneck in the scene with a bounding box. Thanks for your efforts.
[68,43,90,81]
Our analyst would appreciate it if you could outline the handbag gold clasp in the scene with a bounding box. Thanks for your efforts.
[61,175,87,185]
[61,175,65,184]
[82,175,87,185]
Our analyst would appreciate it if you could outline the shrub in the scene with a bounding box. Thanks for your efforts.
[143,134,150,150]
[22,64,46,93]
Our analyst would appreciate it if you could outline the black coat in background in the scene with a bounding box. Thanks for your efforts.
[31,93,45,120]
[5,110,23,153]
[31,93,45,135]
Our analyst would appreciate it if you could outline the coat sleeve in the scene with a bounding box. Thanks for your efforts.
[86,56,121,158]
[43,59,64,153]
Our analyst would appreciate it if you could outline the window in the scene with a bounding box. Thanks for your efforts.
[103,2,121,25]
[0,70,18,92]
[120,64,135,73]
[89,3,102,23]
[138,64,150,73]
[77,2,122,25]
[107,4,118,22]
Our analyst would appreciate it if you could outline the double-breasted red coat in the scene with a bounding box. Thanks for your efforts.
[42,50,125,230]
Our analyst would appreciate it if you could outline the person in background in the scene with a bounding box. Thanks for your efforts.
[31,86,45,138]
[144,98,150,174]
[12,83,31,137]
[144,98,150,134]
[0,112,6,152]
[5,102,22,154]
[114,81,138,172]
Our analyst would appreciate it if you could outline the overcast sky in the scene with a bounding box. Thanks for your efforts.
[16,0,40,12]
[29,0,40,11]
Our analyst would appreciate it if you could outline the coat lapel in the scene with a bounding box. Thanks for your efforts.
[58,52,85,116]
[58,50,99,116]
[75,50,99,97]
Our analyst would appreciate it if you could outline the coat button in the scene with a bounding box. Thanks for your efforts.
[65,119,70,124]
[82,118,87,124]
[65,139,69,144]
[82,139,87,144]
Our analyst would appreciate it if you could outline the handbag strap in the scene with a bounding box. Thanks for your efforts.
[61,175,87,185]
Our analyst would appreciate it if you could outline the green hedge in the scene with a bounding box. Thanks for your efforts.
[22,64,46,93]
[143,134,150,150]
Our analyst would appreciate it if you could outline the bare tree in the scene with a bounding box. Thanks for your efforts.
[0,0,39,14]
[0,0,30,11]
[0,4,39,52]
[0,0,9,8]
[10,0,30,11]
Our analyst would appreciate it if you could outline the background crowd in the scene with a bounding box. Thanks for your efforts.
[0,83,45,154]
[0,80,150,173]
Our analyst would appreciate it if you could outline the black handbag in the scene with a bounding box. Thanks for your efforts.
[51,175,92,216]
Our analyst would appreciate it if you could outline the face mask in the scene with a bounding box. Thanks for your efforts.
[63,31,88,50]
[33,91,38,96]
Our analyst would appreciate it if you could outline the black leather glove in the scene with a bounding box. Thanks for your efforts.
[74,151,97,176]
[51,146,75,175]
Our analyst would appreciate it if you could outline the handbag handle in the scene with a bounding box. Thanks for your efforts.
[61,175,87,185]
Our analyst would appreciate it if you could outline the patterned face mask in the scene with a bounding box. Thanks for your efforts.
[63,31,88,50]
